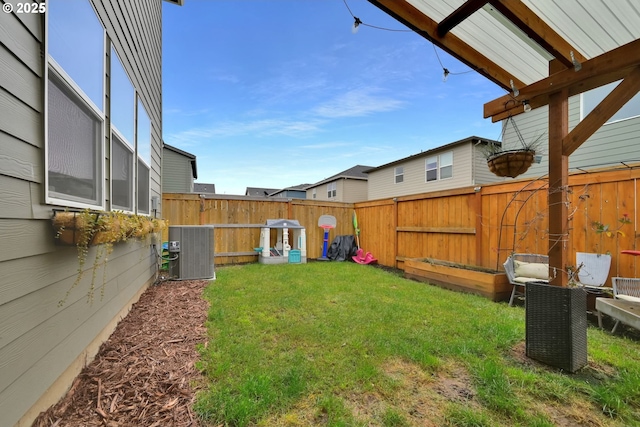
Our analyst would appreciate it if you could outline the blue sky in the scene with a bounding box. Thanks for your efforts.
[162,0,507,195]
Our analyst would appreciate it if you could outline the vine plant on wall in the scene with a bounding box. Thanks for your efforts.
[52,209,167,306]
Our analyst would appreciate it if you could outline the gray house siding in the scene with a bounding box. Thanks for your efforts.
[504,95,640,178]
[163,148,195,193]
[0,2,163,426]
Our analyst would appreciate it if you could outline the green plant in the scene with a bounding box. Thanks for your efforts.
[53,209,167,305]
[195,262,640,426]
[590,213,631,254]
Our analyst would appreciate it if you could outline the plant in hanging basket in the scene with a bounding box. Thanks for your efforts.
[483,115,544,178]
[487,149,535,178]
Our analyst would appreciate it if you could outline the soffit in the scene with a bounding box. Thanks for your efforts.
[369,0,640,120]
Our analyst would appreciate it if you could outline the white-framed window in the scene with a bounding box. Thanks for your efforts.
[46,0,105,208]
[46,0,152,213]
[440,151,453,179]
[312,188,317,199]
[137,99,151,214]
[327,182,337,198]
[394,166,404,183]
[425,151,453,182]
[111,47,135,212]
[426,156,438,182]
[582,80,640,125]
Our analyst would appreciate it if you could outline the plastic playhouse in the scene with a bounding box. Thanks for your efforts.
[258,219,307,264]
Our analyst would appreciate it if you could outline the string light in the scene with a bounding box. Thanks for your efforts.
[443,68,450,82]
[352,16,362,33]
[523,100,532,113]
[343,0,476,83]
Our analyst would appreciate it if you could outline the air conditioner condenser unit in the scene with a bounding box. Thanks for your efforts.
[168,225,215,280]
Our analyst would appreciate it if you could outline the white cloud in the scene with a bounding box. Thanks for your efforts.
[313,88,405,118]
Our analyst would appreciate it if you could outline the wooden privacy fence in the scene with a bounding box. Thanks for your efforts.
[162,165,640,284]
[161,194,355,264]
[353,165,640,284]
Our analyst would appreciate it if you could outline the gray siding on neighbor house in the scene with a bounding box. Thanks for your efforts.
[503,96,640,178]
[367,143,478,200]
[0,2,163,426]
[163,148,194,193]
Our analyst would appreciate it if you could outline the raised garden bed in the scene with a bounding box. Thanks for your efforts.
[404,258,511,302]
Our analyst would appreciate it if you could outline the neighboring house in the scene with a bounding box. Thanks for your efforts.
[501,88,640,177]
[306,165,372,203]
[0,1,179,426]
[269,184,310,199]
[246,187,280,197]
[194,183,216,194]
[162,143,198,193]
[365,137,503,200]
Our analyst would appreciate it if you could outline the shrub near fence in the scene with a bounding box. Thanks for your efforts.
[162,165,640,285]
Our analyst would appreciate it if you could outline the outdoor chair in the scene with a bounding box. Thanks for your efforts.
[612,277,640,303]
[600,277,640,333]
[503,253,549,307]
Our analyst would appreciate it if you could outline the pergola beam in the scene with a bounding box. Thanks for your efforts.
[563,66,640,156]
[484,38,640,120]
[489,0,586,69]
[436,0,487,37]
[368,0,524,91]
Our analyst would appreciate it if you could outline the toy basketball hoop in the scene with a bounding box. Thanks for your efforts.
[318,215,336,260]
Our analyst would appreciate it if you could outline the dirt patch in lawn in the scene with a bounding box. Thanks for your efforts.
[32,279,210,427]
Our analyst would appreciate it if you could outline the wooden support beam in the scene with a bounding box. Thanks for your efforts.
[484,38,640,120]
[368,0,524,91]
[563,66,640,156]
[548,83,569,287]
[437,0,487,37]
[489,0,586,69]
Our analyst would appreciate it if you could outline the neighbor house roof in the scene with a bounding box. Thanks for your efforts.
[245,187,281,197]
[163,143,197,179]
[267,183,311,196]
[194,183,215,194]
[364,136,500,173]
[306,165,374,189]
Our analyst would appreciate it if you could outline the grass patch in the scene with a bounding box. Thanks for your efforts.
[195,262,640,426]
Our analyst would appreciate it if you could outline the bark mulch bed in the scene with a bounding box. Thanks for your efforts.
[32,279,210,427]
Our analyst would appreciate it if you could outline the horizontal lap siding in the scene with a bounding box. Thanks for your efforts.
[0,2,163,426]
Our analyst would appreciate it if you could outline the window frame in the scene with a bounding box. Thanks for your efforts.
[425,151,453,182]
[581,80,640,125]
[394,166,404,183]
[110,47,136,213]
[45,7,107,210]
[136,97,152,215]
[327,181,337,198]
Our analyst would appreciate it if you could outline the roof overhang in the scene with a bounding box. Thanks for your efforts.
[367,0,640,122]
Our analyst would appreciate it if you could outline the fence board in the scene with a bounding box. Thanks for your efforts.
[162,165,640,286]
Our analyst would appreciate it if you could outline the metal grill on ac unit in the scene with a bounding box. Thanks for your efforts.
[168,226,215,280]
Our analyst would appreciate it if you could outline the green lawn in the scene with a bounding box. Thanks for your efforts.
[195,262,640,427]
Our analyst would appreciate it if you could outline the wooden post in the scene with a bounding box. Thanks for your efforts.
[548,87,569,286]
[475,189,483,267]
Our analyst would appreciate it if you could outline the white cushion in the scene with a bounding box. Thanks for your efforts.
[514,260,549,280]
[617,294,640,303]
[513,277,549,284]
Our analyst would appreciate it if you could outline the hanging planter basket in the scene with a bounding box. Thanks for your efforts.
[487,149,535,178]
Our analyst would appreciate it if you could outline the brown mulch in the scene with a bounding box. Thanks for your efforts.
[32,279,210,427]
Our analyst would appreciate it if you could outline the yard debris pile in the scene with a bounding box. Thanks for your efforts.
[32,279,209,427]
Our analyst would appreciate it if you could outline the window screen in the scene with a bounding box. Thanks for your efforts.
[112,133,133,210]
[48,74,102,204]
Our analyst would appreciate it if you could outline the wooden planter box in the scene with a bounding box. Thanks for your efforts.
[404,258,511,302]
